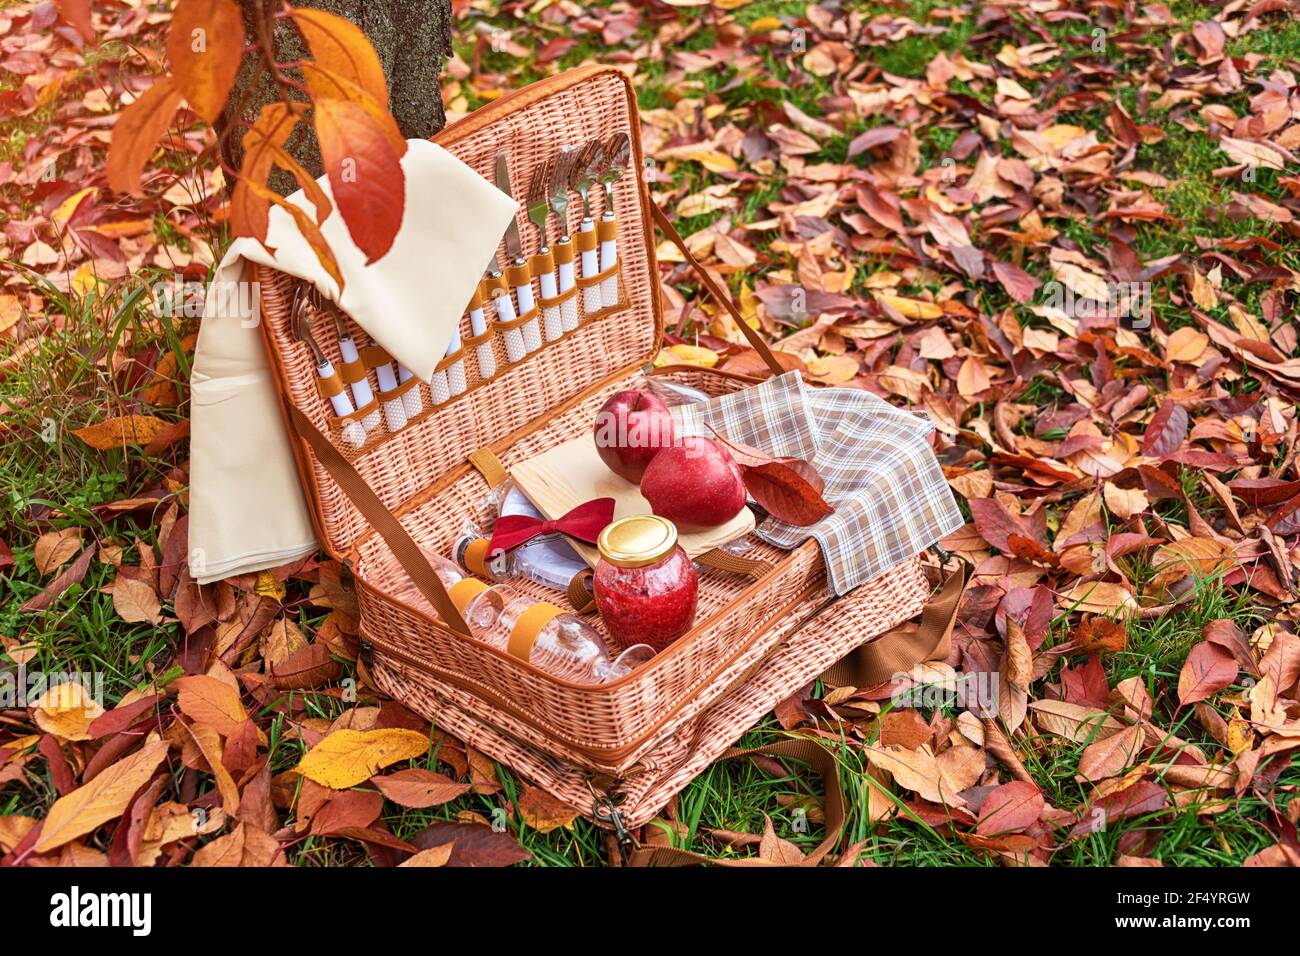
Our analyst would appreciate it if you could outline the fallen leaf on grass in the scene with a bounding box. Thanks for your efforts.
[372,768,470,809]
[1178,642,1239,706]
[35,740,169,853]
[72,415,171,449]
[294,728,429,789]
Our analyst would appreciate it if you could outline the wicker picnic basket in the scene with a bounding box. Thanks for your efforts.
[254,65,963,862]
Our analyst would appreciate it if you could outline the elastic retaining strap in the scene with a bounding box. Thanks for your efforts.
[285,404,472,636]
[696,548,773,578]
[468,447,510,489]
[508,601,564,660]
[462,538,492,579]
[650,201,784,378]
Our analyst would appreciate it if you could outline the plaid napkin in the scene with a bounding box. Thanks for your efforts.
[674,371,963,596]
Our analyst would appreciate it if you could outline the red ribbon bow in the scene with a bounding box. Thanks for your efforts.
[488,497,616,555]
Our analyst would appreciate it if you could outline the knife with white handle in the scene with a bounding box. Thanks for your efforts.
[496,151,541,355]
[467,280,497,379]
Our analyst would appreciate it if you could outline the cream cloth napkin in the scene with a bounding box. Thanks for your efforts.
[189,140,517,583]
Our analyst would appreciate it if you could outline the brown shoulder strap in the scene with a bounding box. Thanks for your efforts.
[821,563,966,688]
[650,202,786,379]
[286,405,472,636]
[624,563,966,867]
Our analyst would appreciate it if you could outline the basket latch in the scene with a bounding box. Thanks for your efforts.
[587,778,636,864]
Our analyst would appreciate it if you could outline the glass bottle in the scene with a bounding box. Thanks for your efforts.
[390,548,654,684]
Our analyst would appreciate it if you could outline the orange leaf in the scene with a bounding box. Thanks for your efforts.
[106,78,185,195]
[72,414,170,449]
[165,0,244,123]
[55,0,95,41]
[291,7,389,109]
[300,63,405,155]
[34,741,169,853]
[312,98,406,264]
[232,102,312,241]
[244,179,345,292]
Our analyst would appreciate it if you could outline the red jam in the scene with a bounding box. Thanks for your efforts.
[593,516,698,652]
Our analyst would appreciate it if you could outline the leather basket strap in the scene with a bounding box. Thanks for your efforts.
[696,547,773,578]
[821,563,966,688]
[625,738,846,867]
[650,202,785,378]
[286,404,472,636]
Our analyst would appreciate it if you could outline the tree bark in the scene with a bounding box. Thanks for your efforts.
[223,0,452,193]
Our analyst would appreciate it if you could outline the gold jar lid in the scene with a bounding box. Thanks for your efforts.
[597,515,678,568]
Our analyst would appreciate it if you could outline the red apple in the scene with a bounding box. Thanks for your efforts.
[640,436,747,532]
[593,389,676,483]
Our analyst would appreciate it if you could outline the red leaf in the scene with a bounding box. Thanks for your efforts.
[1142,401,1188,457]
[1177,642,1238,705]
[991,260,1041,304]
[742,460,834,526]
[1266,492,1300,536]
[976,781,1044,835]
[87,695,163,740]
[0,538,12,569]
[411,821,532,867]
[968,498,1040,552]
[1068,780,1167,839]
[1227,478,1300,506]
[705,427,832,526]
[312,98,405,264]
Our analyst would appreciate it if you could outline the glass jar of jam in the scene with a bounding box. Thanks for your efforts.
[594,515,698,652]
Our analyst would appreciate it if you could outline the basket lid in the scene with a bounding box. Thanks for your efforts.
[257,65,663,560]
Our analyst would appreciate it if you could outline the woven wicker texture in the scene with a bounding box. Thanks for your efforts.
[351,366,834,766]
[369,555,931,822]
[256,68,653,557]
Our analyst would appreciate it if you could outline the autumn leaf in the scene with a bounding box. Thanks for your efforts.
[173,674,252,739]
[310,97,405,265]
[1177,642,1238,705]
[975,781,1044,835]
[294,728,429,789]
[54,0,95,42]
[1141,401,1188,458]
[73,414,170,449]
[34,528,82,575]
[35,740,169,853]
[110,575,162,624]
[372,768,470,809]
[165,0,244,123]
[514,784,580,833]
[291,7,390,108]
[706,427,834,526]
[33,682,104,742]
[399,843,454,867]
[106,78,186,195]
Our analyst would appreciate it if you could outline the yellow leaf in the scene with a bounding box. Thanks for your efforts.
[666,343,719,367]
[1189,269,1218,310]
[1057,580,1137,615]
[294,729,430,789]
[1150,538,1235,589]
[806,353,859,385]
[750,15,782,31]
[33,682,105,742]
[35,740,170,852]
[112,575,162,624]
[72,414,170,449]
[876,294,943,320]
[254,570,287,602]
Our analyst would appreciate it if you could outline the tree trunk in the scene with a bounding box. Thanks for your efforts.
[223,0,452,193]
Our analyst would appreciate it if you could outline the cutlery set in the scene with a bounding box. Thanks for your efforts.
[291,132,631,452]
